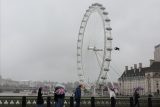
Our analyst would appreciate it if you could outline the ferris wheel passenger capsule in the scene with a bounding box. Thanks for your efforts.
[106,47,112,51]
[105,58,111,61]
[107,37,113,40]
[105,19,111,22]
[103,12,108,15]
[101,76,107,80]
[104,68,109,71]
[100,7,105,10]
[106,27,112,31]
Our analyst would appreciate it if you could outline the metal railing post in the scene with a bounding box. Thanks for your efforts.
[111,97,116,107]
[148,96,152,107]
[130,97,134,107]
[47,96,51,107]
[22,96,26,107]
[91,97,95,107]
[70,96,74,107]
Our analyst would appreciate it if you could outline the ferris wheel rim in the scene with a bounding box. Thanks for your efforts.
[77,3,113,86]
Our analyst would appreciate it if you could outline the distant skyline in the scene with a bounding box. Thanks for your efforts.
[0,0,160,83]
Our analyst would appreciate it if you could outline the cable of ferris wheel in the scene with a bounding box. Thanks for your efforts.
[106,73,115,89]
[111,60,123,74]
[96,52,117,88]
[95,52,115,87]
[94,51,102,68]
[94,51,105,84]
[110,65,121,77]
[96,51,122,77]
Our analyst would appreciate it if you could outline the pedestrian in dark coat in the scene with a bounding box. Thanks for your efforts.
[134,90,140,107]
[74,84,82,107]
[36,87,44,107]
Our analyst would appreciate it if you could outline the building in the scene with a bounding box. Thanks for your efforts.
[0,78,20,87]
[118,45,160,96]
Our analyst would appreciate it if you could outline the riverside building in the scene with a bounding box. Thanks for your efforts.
[118,44,160,96]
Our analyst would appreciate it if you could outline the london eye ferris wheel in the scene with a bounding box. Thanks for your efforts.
[77,3,113,90]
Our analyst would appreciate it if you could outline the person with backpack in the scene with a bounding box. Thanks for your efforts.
[54,85,65,107]
[74,84,83,107]
[36,87,44,107]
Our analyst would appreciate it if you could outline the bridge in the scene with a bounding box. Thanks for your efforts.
[0,96,159,107]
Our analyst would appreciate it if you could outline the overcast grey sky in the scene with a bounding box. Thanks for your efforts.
[0,0,160,83]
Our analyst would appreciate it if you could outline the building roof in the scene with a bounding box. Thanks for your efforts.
[146,61,160,72]
[119,61,160,79]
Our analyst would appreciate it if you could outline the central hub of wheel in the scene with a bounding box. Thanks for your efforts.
[88,46,103,51]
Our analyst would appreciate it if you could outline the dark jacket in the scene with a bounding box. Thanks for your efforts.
[134,91,140,102]
[54,93,65,101]
[74,86,81,101]
[36,91,44,104]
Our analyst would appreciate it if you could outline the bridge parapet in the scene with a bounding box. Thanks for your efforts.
[0,96,159,107]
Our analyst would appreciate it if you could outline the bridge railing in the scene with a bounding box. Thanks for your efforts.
[0,96,160,107]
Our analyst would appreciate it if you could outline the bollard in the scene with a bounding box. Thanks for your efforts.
[130,97,134,107]
[148,97,152,107]
[70,96,74,107]
[111,97,116,107]
[91,97,95,107]
[47,96,51,107]
[22,96,26,107]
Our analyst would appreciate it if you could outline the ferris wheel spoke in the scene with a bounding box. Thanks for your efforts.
[106,73,114,88]
[94,51,102,68]
[94,51,106,84]
[88,46,103,51]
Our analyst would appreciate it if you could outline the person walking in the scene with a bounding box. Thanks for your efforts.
[54,86,65,107]
[36,87,44,107]
[74,84,82,107]
[109,88,116,107]
[134,90,140,107]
